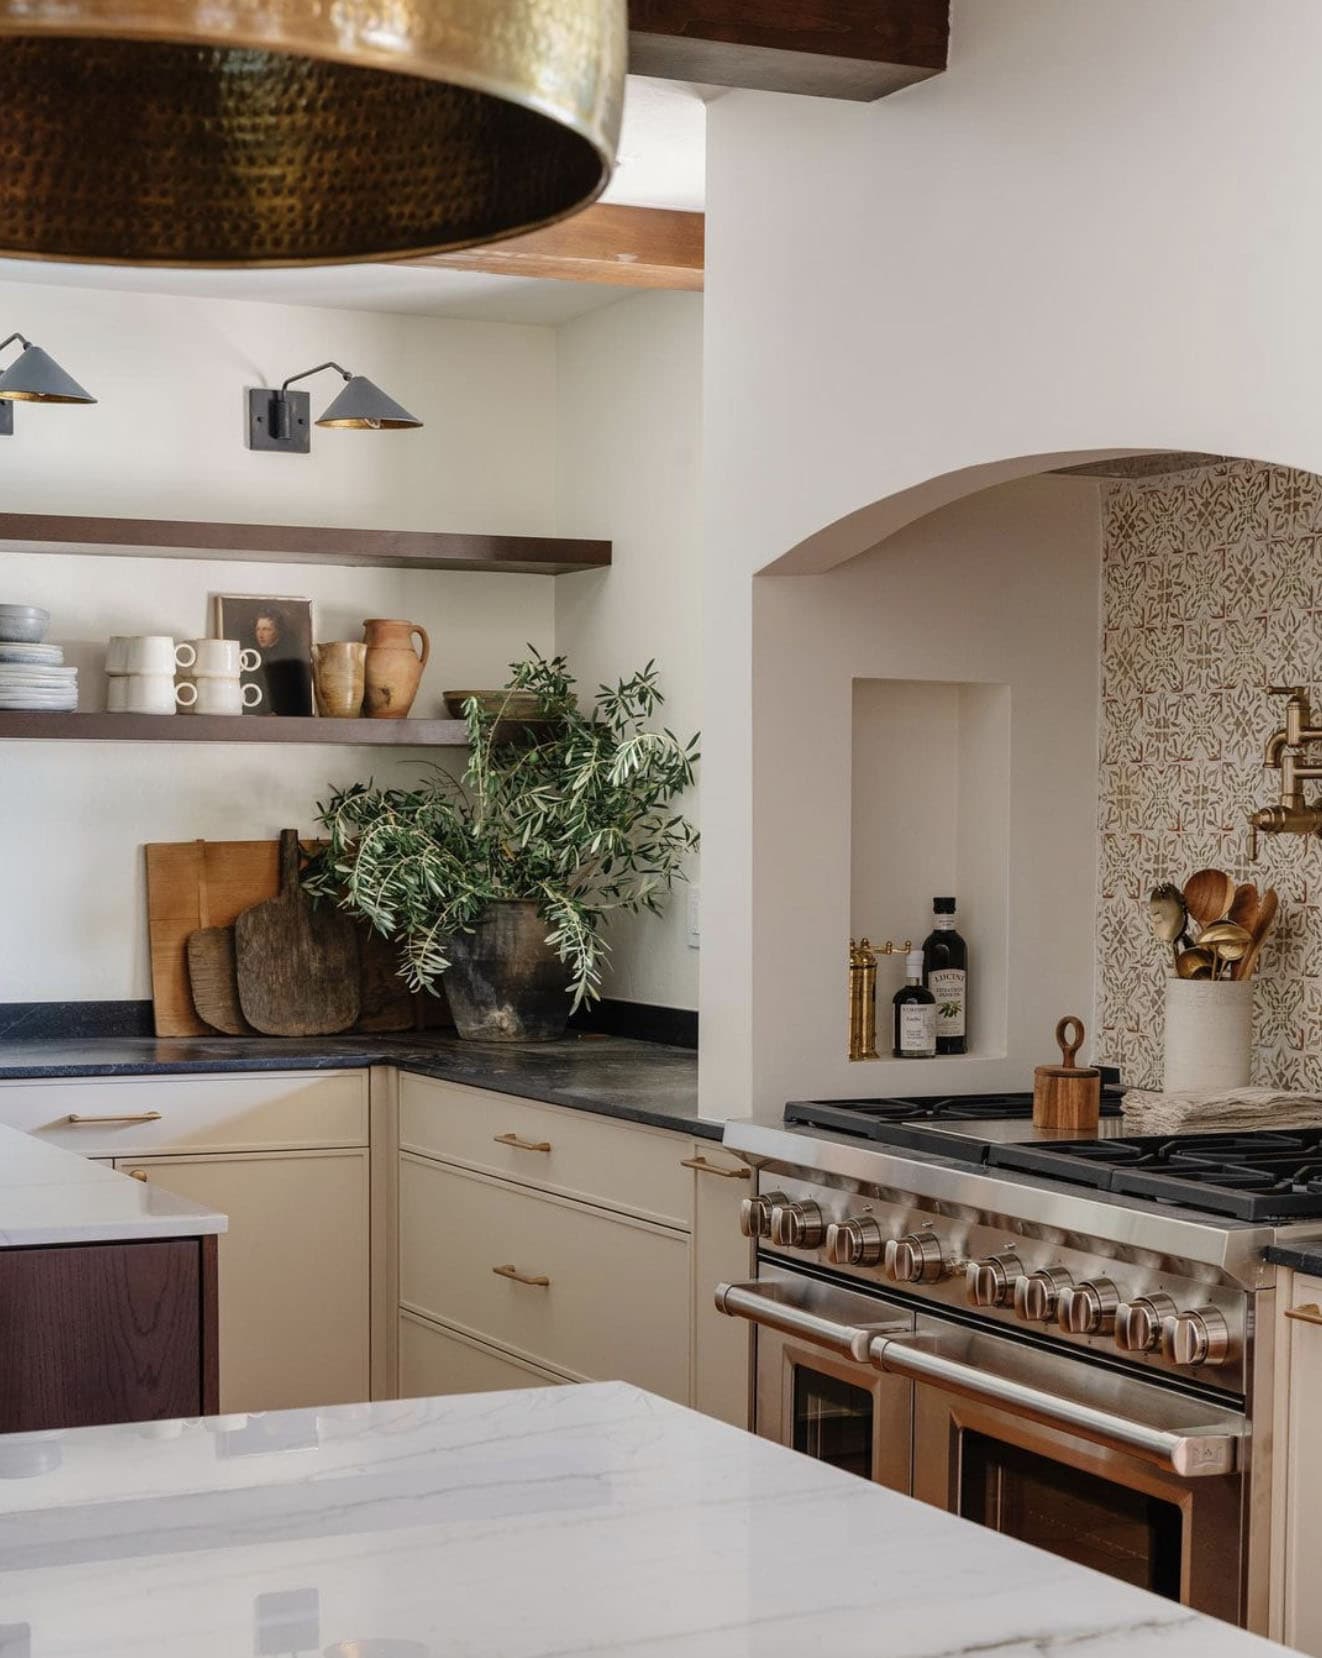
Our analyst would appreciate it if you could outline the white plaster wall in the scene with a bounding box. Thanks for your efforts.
[554,291,703,1010]
[702,0,1322,1110]
[0,278,558,1001]
[751,477,1102,1107]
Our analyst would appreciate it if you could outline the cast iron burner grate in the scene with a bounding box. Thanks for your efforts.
[989,1130,1322,1220]
[784,1091,1123,1142]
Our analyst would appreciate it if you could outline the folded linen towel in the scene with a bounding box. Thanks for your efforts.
[1122,1087,1322,1136]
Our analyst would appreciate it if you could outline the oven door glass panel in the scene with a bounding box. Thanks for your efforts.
[792,1366,875,1479]
[959,1429,1183,1597]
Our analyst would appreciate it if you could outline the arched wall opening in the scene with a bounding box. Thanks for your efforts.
[738,449,1322,1111]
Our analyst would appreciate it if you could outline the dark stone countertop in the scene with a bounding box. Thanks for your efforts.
[0,1032,716,1140]
[1266,1242,1322,1276]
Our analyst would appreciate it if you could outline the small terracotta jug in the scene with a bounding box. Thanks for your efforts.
[312,641,367,718]
[362,619,430,719]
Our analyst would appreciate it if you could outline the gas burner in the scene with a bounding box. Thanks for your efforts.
[784,1089,1124,1155]
[990,1129,1322,1220]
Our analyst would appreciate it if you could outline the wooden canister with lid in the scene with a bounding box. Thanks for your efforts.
[1033,1015,1101,1131]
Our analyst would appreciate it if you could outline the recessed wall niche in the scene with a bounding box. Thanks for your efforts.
[851,677,1011,1059]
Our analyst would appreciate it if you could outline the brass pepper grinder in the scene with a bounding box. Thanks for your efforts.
[848,938,880,1061]
[1033,1016,1101,1131]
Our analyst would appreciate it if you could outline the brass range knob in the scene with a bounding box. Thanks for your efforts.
[1014,1267,1073,1323]
[739,1190,789,1240]
[769,1200,826,1250]
[826,1215,885,1268]
[965,1253,1024,1308]
[1114,1293,1177,1353]
[1163,1306,1231,1369]
[885,1229,946,1284]
[1057,1278,1119,1336]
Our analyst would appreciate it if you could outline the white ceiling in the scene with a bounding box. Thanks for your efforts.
[0,76,708,328]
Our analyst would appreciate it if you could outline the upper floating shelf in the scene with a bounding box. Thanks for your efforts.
[0,514,610,576]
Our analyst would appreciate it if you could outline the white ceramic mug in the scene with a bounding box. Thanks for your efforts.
[181,678,263,716]
[186,639,262,679]
[106,635,196,676]
[107,673,197,715]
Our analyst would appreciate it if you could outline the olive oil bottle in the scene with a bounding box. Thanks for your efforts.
[922,896,968,1055]
[892,950,936,1058]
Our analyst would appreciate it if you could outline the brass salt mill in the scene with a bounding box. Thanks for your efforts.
[849,935,912,1060]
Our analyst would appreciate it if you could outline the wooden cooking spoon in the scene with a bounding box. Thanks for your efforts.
[1184,868,1236,931]
[1234,887,1279,980]
[1228,882,1261,933]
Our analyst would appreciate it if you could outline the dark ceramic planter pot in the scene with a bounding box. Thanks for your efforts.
[443,900,570,1042]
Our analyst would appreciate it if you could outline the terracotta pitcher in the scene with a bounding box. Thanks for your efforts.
[362,619,430,719]
[312,641,367,718]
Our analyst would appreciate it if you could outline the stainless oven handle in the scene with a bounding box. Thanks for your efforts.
[867,1333,1241,1478]
[714,1280,906,1363]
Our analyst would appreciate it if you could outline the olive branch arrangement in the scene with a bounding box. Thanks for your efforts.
[304,651,699,1009]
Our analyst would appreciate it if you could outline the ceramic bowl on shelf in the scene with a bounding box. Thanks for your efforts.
[0,604,50,644]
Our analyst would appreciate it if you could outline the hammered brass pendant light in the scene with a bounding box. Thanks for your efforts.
[0,0,626,268]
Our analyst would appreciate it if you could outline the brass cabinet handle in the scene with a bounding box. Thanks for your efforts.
[127,1169,149,1182]
[65,1111,163,1126]
[492,1263,551,1288]
[493,1132,552,1153]
[1286,1302,1322,1327]
[681,1155,751,1181]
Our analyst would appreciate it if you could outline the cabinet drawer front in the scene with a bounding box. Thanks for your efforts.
[400,1155,690,1403]
[0,1072,369,1156]
[398,1074,688,1227]
[399,1311,568,1398]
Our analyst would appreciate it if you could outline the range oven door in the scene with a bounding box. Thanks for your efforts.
[720,1264,914,1492]
[903,1314,1248,1626]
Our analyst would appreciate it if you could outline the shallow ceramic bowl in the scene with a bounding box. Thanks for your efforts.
[444,689,545,720]
[0,604,50,643]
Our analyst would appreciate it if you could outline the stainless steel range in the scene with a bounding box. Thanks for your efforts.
[718,1091,1322,1634]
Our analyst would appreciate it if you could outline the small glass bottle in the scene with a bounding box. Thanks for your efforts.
[923,896,968,1055]
[893,950,936,1059]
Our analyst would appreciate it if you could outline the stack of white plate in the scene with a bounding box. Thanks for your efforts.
[0,642,77,710]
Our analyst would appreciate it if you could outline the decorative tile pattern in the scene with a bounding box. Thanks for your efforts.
[1097,460,1322,1088]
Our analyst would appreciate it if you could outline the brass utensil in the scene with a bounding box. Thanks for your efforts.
[1234,887,1279,980]
[1197,920,1254,979]
[1184,868,1236,930]
[1148,883,1189,970]
[1175,947,1216,980]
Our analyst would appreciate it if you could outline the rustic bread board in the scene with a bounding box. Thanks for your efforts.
[145,838,447,1038]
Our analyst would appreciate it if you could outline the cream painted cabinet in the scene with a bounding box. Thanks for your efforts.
[395,1075,751,1424]
[1275,1271,1322,1654]
[118,1149,371,1413]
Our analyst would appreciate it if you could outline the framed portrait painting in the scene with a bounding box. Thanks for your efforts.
[214,594,314,716]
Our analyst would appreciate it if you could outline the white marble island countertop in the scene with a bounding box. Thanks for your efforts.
[0,1381,1288,1658]
[0,1121,226,1245]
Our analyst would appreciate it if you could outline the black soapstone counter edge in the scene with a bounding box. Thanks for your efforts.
[1266,1243,1322,1276]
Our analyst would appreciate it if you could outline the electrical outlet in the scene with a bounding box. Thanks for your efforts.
[687,886,701,950]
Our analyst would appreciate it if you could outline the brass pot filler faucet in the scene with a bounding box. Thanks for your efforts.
[1250,686,1322,859]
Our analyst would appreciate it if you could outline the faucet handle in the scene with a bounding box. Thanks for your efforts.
[1269,685,1309,699]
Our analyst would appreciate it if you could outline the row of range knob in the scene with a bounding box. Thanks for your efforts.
[743,1193,1231,1368]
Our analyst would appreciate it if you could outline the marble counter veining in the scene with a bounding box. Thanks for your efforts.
[0,1122,226,1246]
[0,1381,1285,1658]
[0,1033,717,1139]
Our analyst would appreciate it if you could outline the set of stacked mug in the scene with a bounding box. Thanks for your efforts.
[106,636,264,715]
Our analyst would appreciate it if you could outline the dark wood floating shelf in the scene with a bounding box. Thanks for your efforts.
[0,513,610,575]
[0,712,491,745]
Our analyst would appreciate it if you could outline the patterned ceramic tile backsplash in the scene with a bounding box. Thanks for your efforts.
[1097,460,1322,1089]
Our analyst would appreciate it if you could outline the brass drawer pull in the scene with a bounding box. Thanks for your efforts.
[681,1155,751,1181]
[127,1169,149,1183]
[65,1111,163,1126]
[493,1264,551,1288]
[1286,1302,1322,1327]
[493,1132,552,1153]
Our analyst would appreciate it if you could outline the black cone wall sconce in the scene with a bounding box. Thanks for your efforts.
[247,362,423,454]
[0,332,96,435]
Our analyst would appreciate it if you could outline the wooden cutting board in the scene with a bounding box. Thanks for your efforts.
[145,837,445,1038]
[234,829,361,1036]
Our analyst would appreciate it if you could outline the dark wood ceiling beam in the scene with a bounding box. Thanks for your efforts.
[404,204,704,292]
[628,1,949,101]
